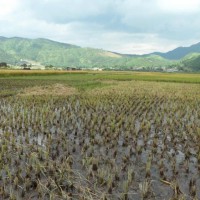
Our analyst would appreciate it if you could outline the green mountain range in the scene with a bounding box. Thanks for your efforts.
[153,42,200,60]
[0,36,200,71]
[179,53,200,71]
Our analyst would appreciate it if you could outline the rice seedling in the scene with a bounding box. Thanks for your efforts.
[0,71,199,199]
[139,179,151,199]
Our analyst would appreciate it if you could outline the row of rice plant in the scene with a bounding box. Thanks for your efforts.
[0,80,200,199]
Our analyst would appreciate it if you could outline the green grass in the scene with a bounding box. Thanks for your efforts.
[1,71,200,82]
[0,71,200,96]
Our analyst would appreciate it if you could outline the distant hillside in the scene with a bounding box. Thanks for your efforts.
[0,37,173,70]
[180,53,200,71]
[0,37,78,65]
[153,42,200,60]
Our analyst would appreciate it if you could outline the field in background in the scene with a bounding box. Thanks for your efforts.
[0,70,200,96]
[0,70,200,199]
[0,70,200,83]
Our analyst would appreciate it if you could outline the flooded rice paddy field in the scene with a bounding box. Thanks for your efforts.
[0,78,200,199]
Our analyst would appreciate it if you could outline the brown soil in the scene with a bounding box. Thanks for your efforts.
[18,83,77,96]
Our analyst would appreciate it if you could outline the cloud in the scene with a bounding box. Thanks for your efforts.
[157,0,200,13]
[0,0,200,54]
[23,0,114,23]
[0,0,20,19]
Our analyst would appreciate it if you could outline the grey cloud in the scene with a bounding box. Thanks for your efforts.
[22,0,200,41]
[24,0,115,23]
[1,0,200,54]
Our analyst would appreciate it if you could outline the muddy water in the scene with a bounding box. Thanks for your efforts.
[0,113,199,199]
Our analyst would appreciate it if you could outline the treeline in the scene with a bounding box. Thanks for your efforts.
[0,62,8,68]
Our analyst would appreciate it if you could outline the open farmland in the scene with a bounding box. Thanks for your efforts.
[0,71,200,199]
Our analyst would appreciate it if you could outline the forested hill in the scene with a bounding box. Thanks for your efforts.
[0,37,172,70]
[0,37,200,71]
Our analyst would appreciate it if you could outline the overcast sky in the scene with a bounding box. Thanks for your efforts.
[0,0,200,54]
